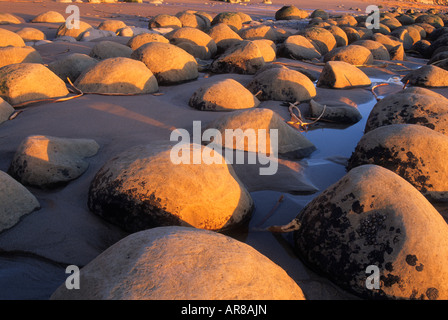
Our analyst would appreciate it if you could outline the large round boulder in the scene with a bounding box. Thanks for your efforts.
[165,27,217,60]
[208,23,243,52]
[16,28,46,42]
[148,14,182,29]
[401,65,448,87]
[351,40,390,60]
[0,46,43,69]
[131,42,198,85]
[0,170,40,233]
[294,164,448,299]
[347,124,448,201]
[9,135,100,189]
[247,67,316,102]
[98,20,127,33]
[299,27,336,55]
[74,57,158,94]
[275,6,309,20]
[204,108,316,158]
[47,53,98,83]
[0,28,26,47]
[56,21,93,40]
[211,12,242,31]
[189,78,259,111]
[324,45,374,65]
[126,33,169,51]
[88,143,253,232]
[238,25,278,42]
[0,63,69,106]
[279,35,321,60]
[89,41,133,60]
[365,87,448,135]
[31,11,66,23]
[210,40,265,75]
[0,13,22,25]
[50,226,305,300]
[317,61,371,89]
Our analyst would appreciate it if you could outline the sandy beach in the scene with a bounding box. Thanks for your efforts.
[1,0,448,301]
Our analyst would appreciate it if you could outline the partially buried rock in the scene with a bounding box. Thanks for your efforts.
[293,164,448,299]
[210,40,265,75]
[204,108,316,158]
[148,14,182,29]
[365,87,448,135]
[78,29,117,42]
[131,42,198,85]
[50,226,305,300]
[0,13,22,25]
[279,35,321,60]
[211,12,243,31]
[0,28,26,47]
[317,61,371,89]
[0,170,40,233]
[16,28,46,42]
[9,135,100,189]
[31,11,66,23]
[47,53,98,83]
[0,97,13,125]
[87,143,253,232]
[89,41,133,60]
[208,23,243,52]
[0,63,69,106]
[56,21,93,40]
[251,39,276,63]
[327,25,348,47]
[98,20,127,33]
[126,33,169,50]
[275,5,309,20]
[309,99,362,124]
[247,67,316,102]
[347,124,448,201]
[75,57,158,94]
[0,46,43,69]
[324,45,374,65]
[299,27,336,55]
[189,78,259,111]
[165,27,217,60]
[351,39,390,60]
[401,65,448,87]
[238,25,278,42]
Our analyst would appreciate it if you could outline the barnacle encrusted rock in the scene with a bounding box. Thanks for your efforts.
[294,164,448,300]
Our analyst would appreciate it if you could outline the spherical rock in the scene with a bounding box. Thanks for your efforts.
[165,27,217,60]
[31,11,66,23]
[279,34,321,60]
[127,33,169,50]
[294,164,448,299]
[0,170,40,233]
[348,124,448,201]
[247,67,316,102]
[401,65,448,87]
[210,40,265,74]
[131,42,198,85]
[9,135,100,189]
[205,108,316,158]
[48,53,98,83]
[0,63,69,105]
[75,57,159,94]
[317,61,371,89]
[50,226,305,300]
[0,28,26,47]
[365,87,448,135]
[189,78,259,111]
[149,14,182,29]
[275,6,309,20]
[87,143,254,232]
[0,46,43,69]
[89,40,133,60]
[324,44,374,65]
[208,23,243,52]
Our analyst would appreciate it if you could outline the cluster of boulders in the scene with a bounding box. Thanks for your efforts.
[2,4,448,301]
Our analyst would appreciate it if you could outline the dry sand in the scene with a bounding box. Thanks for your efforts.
[0,0,447,300]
